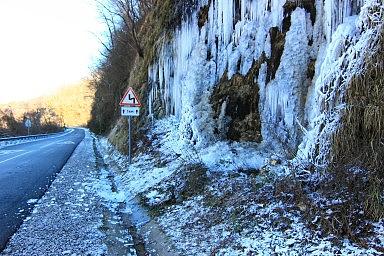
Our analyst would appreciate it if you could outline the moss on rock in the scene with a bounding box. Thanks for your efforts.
[210,58,265,142]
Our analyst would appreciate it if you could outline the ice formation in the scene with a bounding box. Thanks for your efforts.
[148,0,383,164]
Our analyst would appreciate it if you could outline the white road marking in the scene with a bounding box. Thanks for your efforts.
[0,151,32,164]
[0,129,78,164]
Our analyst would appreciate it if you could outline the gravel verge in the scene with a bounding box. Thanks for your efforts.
[1,131,113,255]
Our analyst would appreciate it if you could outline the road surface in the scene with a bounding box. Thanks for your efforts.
[0,129,85,251]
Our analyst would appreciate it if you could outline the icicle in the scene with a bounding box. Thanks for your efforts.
[241,0,247,20]
[270,0,286,28]
[266,85,290,125]
[241,0,269,22]
[324,0,366,42]
[148,62,159,118]
[215,0,235,46]
[233,22,242,45]
[172,16,199,118]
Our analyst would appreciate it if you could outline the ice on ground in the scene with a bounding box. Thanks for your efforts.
[26,199,38,204]
[99,115,383,255]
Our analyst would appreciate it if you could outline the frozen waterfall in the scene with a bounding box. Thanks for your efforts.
[147,0,380,164]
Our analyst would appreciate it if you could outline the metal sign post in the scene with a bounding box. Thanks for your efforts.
[128,116,131,164]
[119,87,142,165]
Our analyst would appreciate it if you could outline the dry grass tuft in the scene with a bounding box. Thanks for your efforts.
[332,27,384,168]
[330,26,384,220]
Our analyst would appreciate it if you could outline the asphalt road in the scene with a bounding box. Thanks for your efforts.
[0,129,85,251]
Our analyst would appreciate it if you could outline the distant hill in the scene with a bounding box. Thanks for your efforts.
[0,81,94,127]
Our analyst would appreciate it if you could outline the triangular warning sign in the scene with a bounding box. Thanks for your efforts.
[119,87,142,107]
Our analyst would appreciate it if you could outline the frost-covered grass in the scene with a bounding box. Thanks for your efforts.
[99,116,286,199]
[100,117,383,255]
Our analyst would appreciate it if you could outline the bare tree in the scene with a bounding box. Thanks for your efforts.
[88,0,155,134]
[96,0,154,58]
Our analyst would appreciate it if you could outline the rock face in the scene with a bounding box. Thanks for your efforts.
[147,0,383,163]
[211,61,263,142]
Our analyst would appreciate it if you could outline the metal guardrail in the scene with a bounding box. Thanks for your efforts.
[0,131,65,143]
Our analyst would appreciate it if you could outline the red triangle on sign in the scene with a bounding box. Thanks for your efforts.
[119,87,142,107]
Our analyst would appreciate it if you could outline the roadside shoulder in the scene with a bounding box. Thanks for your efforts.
[2,130,106,256]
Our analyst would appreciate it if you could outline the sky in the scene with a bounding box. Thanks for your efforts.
[0,0,106,103]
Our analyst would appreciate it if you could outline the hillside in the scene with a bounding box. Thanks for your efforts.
[1,81,94,127]
[87,0,384,254]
